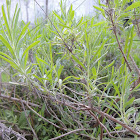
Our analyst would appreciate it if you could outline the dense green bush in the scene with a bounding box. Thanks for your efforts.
[0,0,140,139]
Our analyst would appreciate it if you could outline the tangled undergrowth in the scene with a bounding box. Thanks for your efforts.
[0,0,140,139]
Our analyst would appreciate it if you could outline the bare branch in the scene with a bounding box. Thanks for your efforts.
[50,129,85,140]
[21,100,39,140]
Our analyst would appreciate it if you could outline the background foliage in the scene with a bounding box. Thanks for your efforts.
[0,0,140,139]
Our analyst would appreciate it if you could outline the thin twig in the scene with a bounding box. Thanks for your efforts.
[40,92,140,137]
[0,122,27,140]
[26,103,67,131]
[45,99,67,129]
[88,110,114,139]
[21,100,39,140]
[134,9,140,38]
[49,129,85,140]
[129,55,140,75]
[103,130,129,135]
[85,105,140,136]
[106,2,132,72]
[0,93,40,107]
[105,117,122,139]
[34,0,73,53]
[63,85,87,97]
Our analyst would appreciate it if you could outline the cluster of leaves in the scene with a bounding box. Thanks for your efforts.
[0,0,140,139]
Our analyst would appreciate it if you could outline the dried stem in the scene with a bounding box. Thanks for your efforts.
[50,129,85,140]
[21,100,39,140]
[0,122,27,140]
[26,103,67,131]
[89,106,140,136]
[0,93,40,107]
[107,9,132,72]
[88,110,114,139]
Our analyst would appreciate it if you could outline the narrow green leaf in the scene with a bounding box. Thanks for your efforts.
[2,5,12,41]
[112,83,120,97]
[71,55,86,70]
[33,74,44,85]
[122,0,128,8]
[11,4,18,29]
[93,21,105,27]
[125,2,140,11]
[98,0,106,7]
[93,6,105,17]
[134,98,140,104]
[68,4,74,22]
[58,23,70,29]
[22,41,40,57]
[63,76,80,82]
[99,60,115,74]
[118,13,130,21]
[124,30,131,54]
[0,35,14,56]
[60,1,66,18]
[76,17,83,27]
[58,65,64,79]
[127,26,134,58]
[107,60,115,68]
[91,40,106,62]
[36,56,49,65]
[16,22,30,46]
[84,23,89,50]
[114,0,119,6]
[131,83,140,91]
[0,52,13,60]
[26,65,33,74]
[92,67,97,79]
[124,97,135,108]
[68,4,73,16]
[115,124,122,130]
[0,55,18,69]
[24,52,28,69]
[125,107,135,116]
[70,11,74,21]
[36,57,43,75]
[14,8,20,29]
[40,103,46,116]
[53,11,65,24]
[104,103,120,116]
[46,26,59,36]
[49,43,53,67]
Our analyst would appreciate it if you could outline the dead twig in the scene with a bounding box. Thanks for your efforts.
[49,129,85,140]
[83,105,140,136]
[21,100,39,140]
[0,122,27,140]
[26,103,67,131]
[108,9,132,72]
[104,130,129,135]
[88,110,114,139]
[0,93,40,107]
